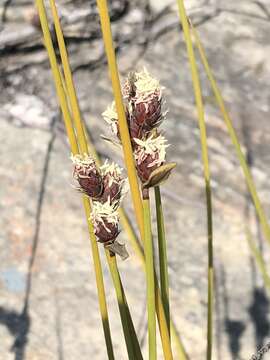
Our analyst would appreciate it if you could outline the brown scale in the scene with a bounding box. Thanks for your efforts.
[136,152,161,183]
[74,166,103,198]
[94,219,120,244]
[98,173,122,205]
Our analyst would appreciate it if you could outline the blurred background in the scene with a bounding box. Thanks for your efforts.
[1,0,270,359]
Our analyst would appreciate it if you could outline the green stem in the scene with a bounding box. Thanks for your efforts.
[143,190,157,360]
[106,251,142,360]
[84,200,115,360]
[35,2,115,358]
[154,186,170,338]
[176,2,214,359]
[190,21,270,245]
[246,228,270,292]
[121,282,144,360]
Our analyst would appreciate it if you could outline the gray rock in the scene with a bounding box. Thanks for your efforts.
[1,0,270,359]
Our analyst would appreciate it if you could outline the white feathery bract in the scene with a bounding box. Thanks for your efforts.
[134,134,169,167]
[71,153,96,168]
[102,101,118,136]
[91,200,119,232]
[134,68,163,101]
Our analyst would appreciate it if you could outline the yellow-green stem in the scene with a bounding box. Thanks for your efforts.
[42,3,145,358]
[154,186,170,338]
[246,228,270,292]
[43,0,186,357]
[190,22,270,246]
[49,0,88,153]
[84,80,176,360]
[95,2,178,358]
[35,1,115,358]
[96,0,144,236]
[176,2,214,359]
[84,200,115,359]
[143,191,157,360]
[106,251,142,360]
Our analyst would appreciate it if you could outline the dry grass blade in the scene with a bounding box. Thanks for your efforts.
[96,0,144,237]
[190,21,270,246]
[34,1,115,358]
[154,186,170,337]
[95,2,178,359]
[176,1,214,359]
[246,228,270,292]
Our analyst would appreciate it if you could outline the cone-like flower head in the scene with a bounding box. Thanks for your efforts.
[103,69,166,145]
[91,200,120,244]
[71,154,103,198]
[124,68,165,135]
[134,134,169,183]
[99,160,128,206]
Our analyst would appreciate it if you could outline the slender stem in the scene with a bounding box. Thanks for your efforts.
[46,4,144,359]
[35,2,115,358]
[170,321,189,360]
[95,2,178,358]
[41,1,186,358]
[105,251,143,360]
[190,21,270,245]
[96,0,144,237]
[176,2,214,359]
[122,285,144,360]
[143,190,157,360]
[154,186,170,338]
[49,0,88,154]
[84,200,115,359]
[246,228,270,292]
[120,211,176,360]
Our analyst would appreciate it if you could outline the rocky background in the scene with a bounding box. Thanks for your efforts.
[1,0,270,359]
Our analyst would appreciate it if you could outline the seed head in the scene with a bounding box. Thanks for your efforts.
[98,161,128,206]
[124,68,166,138]
[71,154,103,198]
[91,200,120,244]
[134,134,169,183]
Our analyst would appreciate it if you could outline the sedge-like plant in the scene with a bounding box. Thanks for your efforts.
[176,1,214,359]
[102,67,177,360]
[35,1,143,359]
[96,1,184,359]
[35,0,270,359]
[189,21,270,245]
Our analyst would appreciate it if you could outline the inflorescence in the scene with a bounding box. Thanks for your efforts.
[103,68,175,189]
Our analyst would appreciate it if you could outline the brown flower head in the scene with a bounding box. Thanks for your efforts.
[91,200,120,244]
[103,69,167,145]
[71,154,103,198]
[134,134,169,183]
[124,68,166,137]
[98,161,128,206]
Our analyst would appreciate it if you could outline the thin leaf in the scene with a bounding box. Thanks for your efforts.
[246,228,270,292]
[190,21,270,245]
[35,1,115,358]
[96,0,144,236]
[176,1,214,359]
[143,195,157,360]
[154,186,170,338]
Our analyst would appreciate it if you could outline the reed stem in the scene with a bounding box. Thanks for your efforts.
[106,251,143,360]
[246,228,270,292]
[190,22,270,245]
[96,0,144,236]
[176,2,214,359]
[154,186,170,338]
[95,2,179,358]
[35,1,115,357]
[143,190,157,360]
